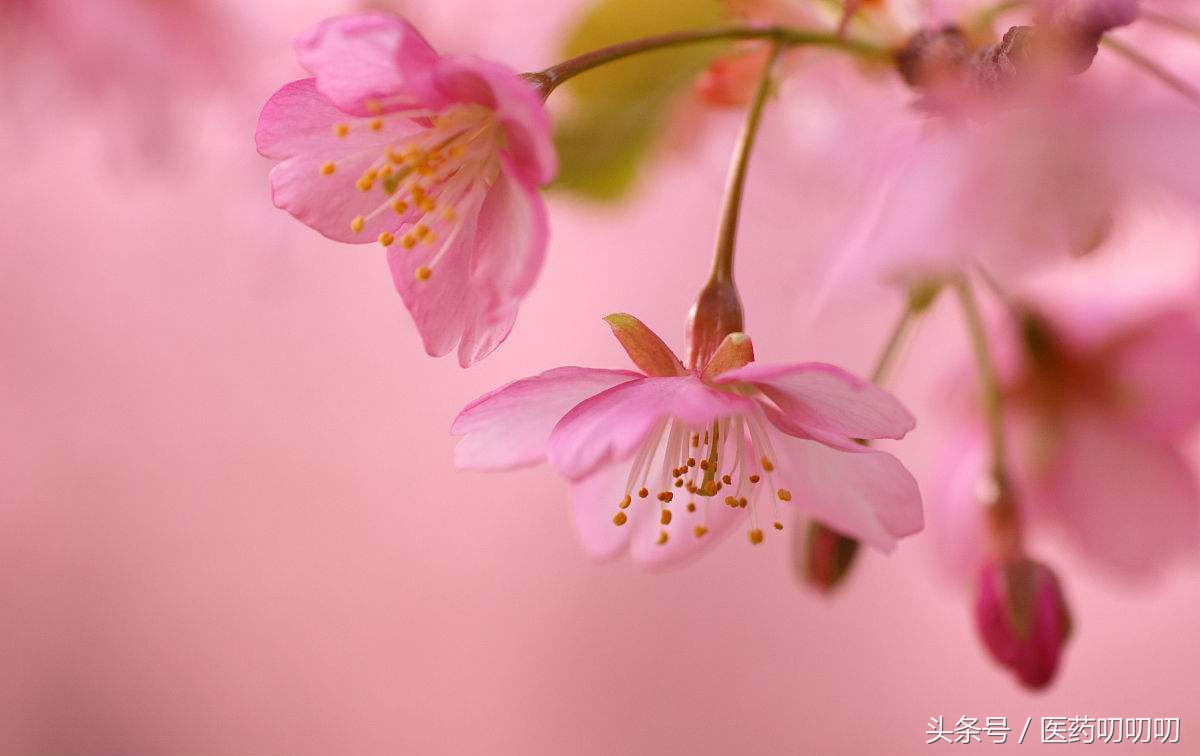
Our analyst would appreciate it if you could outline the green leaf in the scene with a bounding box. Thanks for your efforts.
[551,0,728,201]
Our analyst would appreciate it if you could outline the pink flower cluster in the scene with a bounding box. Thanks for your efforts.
[254,1,1200,691]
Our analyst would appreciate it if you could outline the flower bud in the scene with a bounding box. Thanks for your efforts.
[974,556,1073,689]
[798,521,860,593]
[685,275,744,370]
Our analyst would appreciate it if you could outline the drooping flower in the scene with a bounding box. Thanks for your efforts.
[934,291,1200,579]
[975,555,1073,689]
[452,314,923,568]
[256,13,556,366]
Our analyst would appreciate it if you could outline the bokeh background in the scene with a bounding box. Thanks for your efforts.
[2,0,1198,754]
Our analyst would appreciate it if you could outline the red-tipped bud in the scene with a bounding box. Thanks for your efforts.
[798,522,860,593]
[974,556,1073,690]
[685,275,744,370]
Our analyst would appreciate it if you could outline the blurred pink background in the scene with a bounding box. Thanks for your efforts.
[2,1,1198,753]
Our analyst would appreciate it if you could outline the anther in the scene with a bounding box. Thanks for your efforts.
[378,232,395,247]
[738,497,747,508]
[333,123,349,138]
[370,118,383,131]
[686,458,696,467]
[660,510,672,525]
[319,162,336,175]
[657,531,669,546]
[721,474,732,485]
[415,224,431,240]
[693,526,708,538]
[773,522,784,530]
[613,511,627,526]
[749,474,760,484]
[392,199,409,214]
[748,529,764,545]
[777,488,792,502]
[401,234,417,249]
[657,491,673,503]
[619,494,631,510]
[761,457,774,472]
[356,177,373,192]
[638,487,649,498]
[725,496,739,508]
[350,216,365,233]
[415,266,432,281]
[686,503,696,512]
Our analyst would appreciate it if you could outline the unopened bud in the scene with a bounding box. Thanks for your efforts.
[798,522,861,593]
[685,275,744,370]
[974,556,1073,689]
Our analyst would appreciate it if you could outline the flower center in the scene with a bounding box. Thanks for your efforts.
[611,410,790,546]
[321,102,504,281]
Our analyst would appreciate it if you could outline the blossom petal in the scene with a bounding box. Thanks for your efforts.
[716,362,916,440]
[628,488,746,570]
[433,56,557,187]
[295,13,441,115]
[455,159,550,367]
[602,313,686,377]
[548,375,756,481]
[567,462,642,561]
[389,200,479,358]
[768,428,924,552]
[1026,411,1200,579]
[452,367,641,472]
[257,79,424,243]
[1111,309,1200,440]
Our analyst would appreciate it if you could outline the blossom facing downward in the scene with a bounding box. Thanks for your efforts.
[453,314,923,568]
[256,13,556,366]
[975,556,1073,689]
[935,294,1200,579]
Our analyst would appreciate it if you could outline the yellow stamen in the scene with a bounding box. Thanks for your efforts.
[319,161,336,175]
[693,526,708,538]
[748,529,764,545]
[401,234,417,250]
[777,488,792,502]
[333,123,349,138]
[686,503,696,512]
[660,510,672,525]
[638,487,649,498]
[378,232,395,247]
[761,457,774,472]
[415,266,432,281]
[392,199,409,214]
[657,491,673,503]
[369,118,383,131]
[619,494,631,510]
[613,511,627,526]
[350,216,365,233]
[656,531,669,546]
[773,522,784,530]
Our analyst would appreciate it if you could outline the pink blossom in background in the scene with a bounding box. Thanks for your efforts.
[0,0,238,160]
[935,290,1200,580]
[257,12,555,366]
[454,314,922,567]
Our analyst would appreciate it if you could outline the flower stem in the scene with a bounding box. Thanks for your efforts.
[1101,37,1200,105]
[710,41,783,284]
[870,300,917,386]
[526,26,889,96]
[954,278,1005,480]
[955,276,1024,557]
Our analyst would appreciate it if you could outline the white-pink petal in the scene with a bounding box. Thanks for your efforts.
[717,362,916,441]
[452,367,639,472]
[548,375,756,482]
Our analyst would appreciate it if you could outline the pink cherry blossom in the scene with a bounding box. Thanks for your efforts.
[256,13,556,367]
[935,291,1200,579]
[453,314,923,568]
